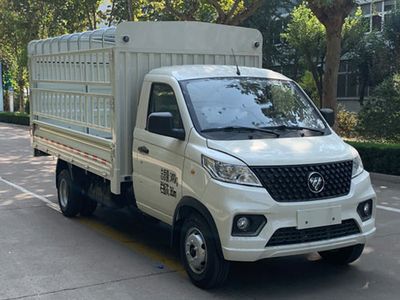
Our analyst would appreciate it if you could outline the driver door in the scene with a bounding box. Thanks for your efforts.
[133,82,187,224]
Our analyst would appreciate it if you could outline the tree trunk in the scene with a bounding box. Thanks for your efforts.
[127,0,134,21]
[18,85,24,112]
[306,55,323,107]
[359,76,368,106]
[308,0,355,120]
[323,25,342,115]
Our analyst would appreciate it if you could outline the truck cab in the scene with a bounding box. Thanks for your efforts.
[132,65,376,287]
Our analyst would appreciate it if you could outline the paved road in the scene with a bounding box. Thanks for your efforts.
[0,122,399,300]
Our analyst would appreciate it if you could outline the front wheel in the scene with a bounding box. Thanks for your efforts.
[180,213,230,289]
[318,244,365,265]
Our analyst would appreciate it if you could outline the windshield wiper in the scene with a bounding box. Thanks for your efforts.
[263,125,325,135]
[201,126,280,137]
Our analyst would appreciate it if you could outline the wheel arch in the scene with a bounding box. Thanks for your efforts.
[56,159,72,187]
[56,159,85,188]
[171,196,224,258]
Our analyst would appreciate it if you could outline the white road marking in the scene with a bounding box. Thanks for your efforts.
[376,205,400,214]
[0,176,60,212]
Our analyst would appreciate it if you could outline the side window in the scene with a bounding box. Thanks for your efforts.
[147,83,184,130]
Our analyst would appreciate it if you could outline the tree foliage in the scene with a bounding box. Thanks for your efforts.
[357,74,400,142]
[0,0,103,111]
[105,0,266,25]
[384,1,400,72]
[281,3,325,105]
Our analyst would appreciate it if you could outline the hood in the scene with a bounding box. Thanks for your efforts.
[207,134,353,166]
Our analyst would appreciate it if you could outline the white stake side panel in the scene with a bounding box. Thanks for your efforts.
[29,22,263,194]
[29,46,116,186]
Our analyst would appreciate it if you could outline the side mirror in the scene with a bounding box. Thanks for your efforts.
[320,108,335,127]
[148,112,185,140]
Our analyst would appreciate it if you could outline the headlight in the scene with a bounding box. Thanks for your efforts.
[352,154,364,178]
[202,155,262,187]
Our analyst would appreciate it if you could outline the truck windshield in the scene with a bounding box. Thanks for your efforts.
[180,77,327,139]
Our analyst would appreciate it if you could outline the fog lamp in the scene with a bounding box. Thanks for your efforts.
[237,217,250,231]
[232,215,267,236]
[357,199,373,221]
[363,202,371,216]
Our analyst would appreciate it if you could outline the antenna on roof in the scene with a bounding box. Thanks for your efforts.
[231,48,241,76]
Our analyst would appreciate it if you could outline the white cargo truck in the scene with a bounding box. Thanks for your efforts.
[29,22,376,288]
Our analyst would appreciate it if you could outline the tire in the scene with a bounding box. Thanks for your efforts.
[319,244,365,265]
[180,213,230,289]
[57,169,81,217]
[80,197,97,217]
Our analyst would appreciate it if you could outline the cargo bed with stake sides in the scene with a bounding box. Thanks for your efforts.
[29,22,376,289]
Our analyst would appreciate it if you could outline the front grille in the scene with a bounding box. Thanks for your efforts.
[266,219,360,247]
[251,160,353,202]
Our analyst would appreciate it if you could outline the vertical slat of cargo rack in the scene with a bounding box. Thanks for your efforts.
[96,52,100,82]
[40,56,46,79]
[70,54,74,81]
[81,94,85,123]
[64,55,68,81]
[45,91,49,115]
[50,55,54,80]
[73,54,77,81]
[67,93,69,119]
[79,53,82,81]
[48,90,51,116]
[110,48,119,194]
[84,53,87,82]
[42,91,45,115]
[74,94,78,121]
[54,55,58,80]
[85,94,88,127]
[69,93,72,121]
[49,91,53,116]
[44,56,47,81]
[89,52,93,82]
[61,92,64,118]
[103,97,107,128]
[50,91,53,116]
[43,56,47,80]
[60,55,63,81]
[42,56,45,80]
[97,96,100,127]
[58,91,61,118]
[103,51,107,82]
[64,93,67,120]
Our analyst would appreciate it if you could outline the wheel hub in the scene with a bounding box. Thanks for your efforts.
[185,227,207,274]
[59,178,68,208]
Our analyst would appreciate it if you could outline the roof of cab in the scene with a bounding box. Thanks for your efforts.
[148,65,291,81]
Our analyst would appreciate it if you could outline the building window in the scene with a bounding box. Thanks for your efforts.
[385,0,395,11]
[372,14,383,30]
[361,3,371,14]
[358,0,394,33]
[337,61,360,99]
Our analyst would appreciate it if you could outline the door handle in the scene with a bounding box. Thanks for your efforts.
[138,146,149,154]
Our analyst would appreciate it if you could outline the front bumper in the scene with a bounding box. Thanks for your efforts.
[201,171,376,262]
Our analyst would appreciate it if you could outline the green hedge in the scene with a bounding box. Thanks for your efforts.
[347,141,400,176]
[0,112,30,126]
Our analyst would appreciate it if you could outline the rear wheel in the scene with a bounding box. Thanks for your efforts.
[57,169,81,217]
[319,244,365,265]
[180,213,230,289]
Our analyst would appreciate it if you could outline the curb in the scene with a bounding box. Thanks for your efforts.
[370,172,400,184]
[0,121,29,129]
